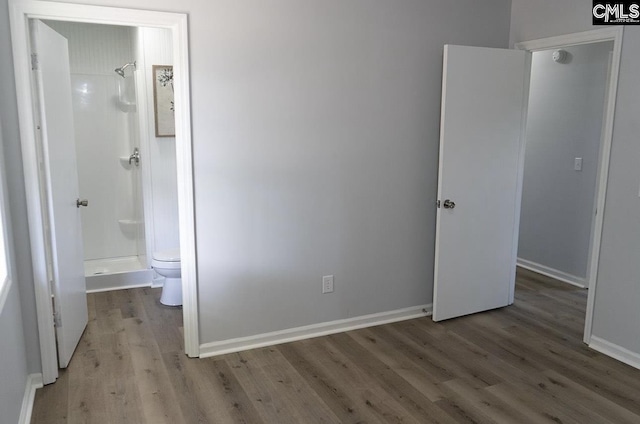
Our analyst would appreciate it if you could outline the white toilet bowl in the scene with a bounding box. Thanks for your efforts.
[151,249,182,306]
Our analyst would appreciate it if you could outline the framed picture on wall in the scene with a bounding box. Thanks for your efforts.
[153,65,175,137]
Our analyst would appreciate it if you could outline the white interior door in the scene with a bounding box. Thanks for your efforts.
[433,45,528,322]
[31,20,88,367]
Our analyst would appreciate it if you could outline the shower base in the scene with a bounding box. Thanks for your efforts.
[85,256,154,293]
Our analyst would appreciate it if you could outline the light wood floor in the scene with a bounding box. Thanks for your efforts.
[32,269,640,423]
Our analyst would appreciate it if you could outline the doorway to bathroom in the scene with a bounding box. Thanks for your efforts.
[10,1,198,385]
[42,20,180,294]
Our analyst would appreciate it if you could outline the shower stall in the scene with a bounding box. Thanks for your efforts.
[80,61,151,290]
[47,21,153,291]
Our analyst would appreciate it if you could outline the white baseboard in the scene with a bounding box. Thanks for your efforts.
[19,373,43,424]
[590,336,640,371]
[517,258,587,288]
[200,304,433,358]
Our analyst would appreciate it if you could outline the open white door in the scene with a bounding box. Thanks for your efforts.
[31,20,88,367]
[433,45,528,322]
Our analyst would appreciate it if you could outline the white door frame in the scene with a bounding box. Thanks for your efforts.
[514,27,624,345]
[9,0,199,384]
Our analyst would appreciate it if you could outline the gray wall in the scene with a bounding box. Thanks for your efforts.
[0,283,29,424]
[0,107,29,424]
[512,0,640,356]
[1,0,42,372]
[10,0,510,345]
[0,0,35,418]
[519,42,612,279]
[191,0,511,343]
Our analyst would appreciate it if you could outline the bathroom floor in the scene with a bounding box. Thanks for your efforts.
[30,273,640,423]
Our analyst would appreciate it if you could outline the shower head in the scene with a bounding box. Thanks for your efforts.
[114,61,136,78]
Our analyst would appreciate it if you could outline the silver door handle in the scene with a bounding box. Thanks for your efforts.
[76,199,88,208]
[443,199,455,209]
[129,147,140,166]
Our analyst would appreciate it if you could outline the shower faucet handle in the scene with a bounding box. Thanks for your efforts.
[76,198,89,208]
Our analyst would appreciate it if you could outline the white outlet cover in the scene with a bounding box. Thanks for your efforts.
[322,275,334,293]
[574,157,583,171]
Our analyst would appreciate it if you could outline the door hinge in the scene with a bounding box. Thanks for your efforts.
[53,311,61,328]
[31,53,39,70]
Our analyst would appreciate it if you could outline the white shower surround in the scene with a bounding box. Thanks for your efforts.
[45,21,148,287]
[71,72,143,260]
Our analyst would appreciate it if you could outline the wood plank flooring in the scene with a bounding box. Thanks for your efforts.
[31,269,640,423]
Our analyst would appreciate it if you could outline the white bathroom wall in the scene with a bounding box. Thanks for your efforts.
[518,42,612,281]
[136,27,179,254]
[45,21,143,262]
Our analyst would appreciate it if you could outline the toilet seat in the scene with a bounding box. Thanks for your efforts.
[151,249,181,270]
[151,259,181,269]
[153,248,180,262]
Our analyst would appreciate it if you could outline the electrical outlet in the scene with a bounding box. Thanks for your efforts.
[574,157,583,171]
[322,275,334,294]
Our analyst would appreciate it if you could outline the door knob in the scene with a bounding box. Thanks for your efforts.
[76,199,88,208]
[443,199,456,209]
[129,147,140,166]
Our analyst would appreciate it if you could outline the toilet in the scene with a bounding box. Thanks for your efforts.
[151,249,182,306]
